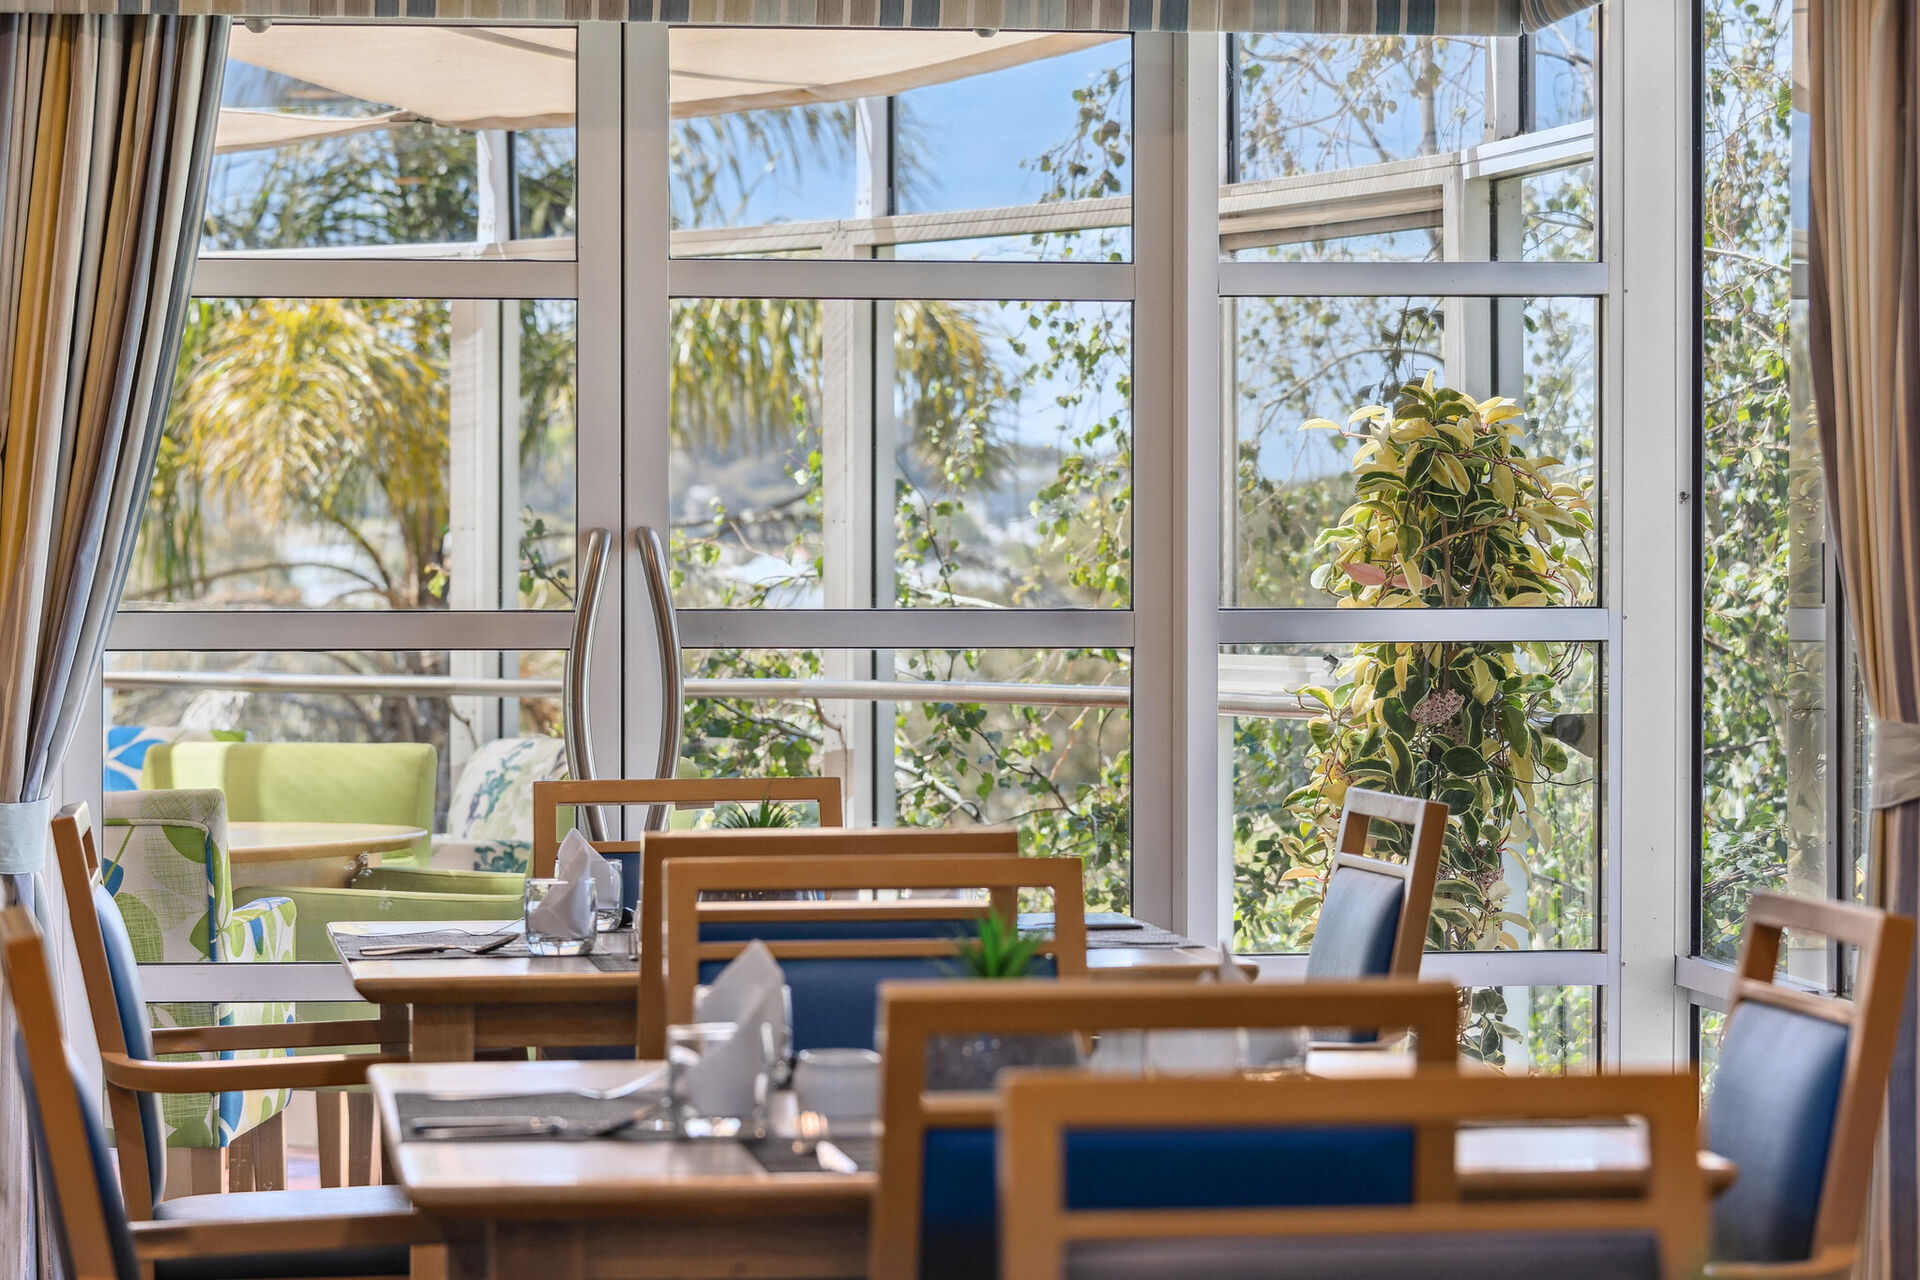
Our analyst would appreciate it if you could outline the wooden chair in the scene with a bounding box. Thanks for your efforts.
[638,824,1019,1055]
[51,803,407,1217]
[1305,787,1448,980]
[1702,891,1915,1278]
[1,906,437,1280]
[528,774,847,878]
[870,978,1462,1280]
[661,852,1084,1053]
[997,1068,1707,1280]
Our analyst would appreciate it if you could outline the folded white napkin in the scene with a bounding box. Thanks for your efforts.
[557,828,620,914]
[529,832,597,937]
[682,987,783,1118]
[682,941,790,1117]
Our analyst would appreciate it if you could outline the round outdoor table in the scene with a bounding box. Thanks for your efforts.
[228,821,427,889]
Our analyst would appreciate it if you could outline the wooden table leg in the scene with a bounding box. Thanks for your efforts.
[316,1092,347,1187]
[410,1006,478,1062]
[347,1092,378,1185]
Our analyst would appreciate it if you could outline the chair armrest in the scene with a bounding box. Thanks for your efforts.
[359,865,525,896]
[1706,1248,1858,1280]
[130,1211,438,1260]
[151,1014,405,1055]
[101,1050,402,1092]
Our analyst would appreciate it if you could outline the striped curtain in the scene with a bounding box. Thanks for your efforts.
[0,0,1593,32]
[1807,1,1920,1278]
[0,14,227,1276]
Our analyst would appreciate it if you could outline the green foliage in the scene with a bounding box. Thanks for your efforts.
[952,912,1043,980]
[1258,376,1593,1058]
[716,798,803,829]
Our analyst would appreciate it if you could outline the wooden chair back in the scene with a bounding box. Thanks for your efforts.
[661,853,1085,1041]
[996,1068,1706,1280]
[51,802,161,1218]
[1717,891,1914,1265]
[870,978,1462,1280]
[529,775,845,877]
[2,905,132,1279]
[636,824,1018,1055]
[1315,787,1448,977]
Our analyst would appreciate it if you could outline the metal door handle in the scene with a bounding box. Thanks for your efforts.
[636,527,684,831]
[564,527,612,841]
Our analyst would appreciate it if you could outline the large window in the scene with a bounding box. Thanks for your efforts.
[92,8,1731,1072]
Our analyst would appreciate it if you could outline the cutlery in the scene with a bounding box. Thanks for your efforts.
[419,1067,666,1104]
[362,933,518,958]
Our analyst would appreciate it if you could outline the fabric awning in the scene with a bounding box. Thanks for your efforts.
[217,25,1120,153]
[64,0,1598,36]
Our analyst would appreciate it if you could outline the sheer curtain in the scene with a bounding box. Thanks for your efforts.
[1807,1,1920,1276]
[0,15,226,1274]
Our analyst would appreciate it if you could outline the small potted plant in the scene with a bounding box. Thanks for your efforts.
[923,914,1083,1090]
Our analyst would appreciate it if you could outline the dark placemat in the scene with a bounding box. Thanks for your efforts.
[1081,922,1196,949]
[745,1134,876,1174]
[393,1086,666,1141]
[336,928,637,962]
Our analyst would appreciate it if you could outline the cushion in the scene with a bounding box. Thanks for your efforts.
[696,955,1059,1052]
[1303,865,1404,980]
[95,883,167,1204]
[17,1037,141,1280]
[920,1123,1415,1280]
[1065,1230,1663,1280]
[443,736,568,843]
[1703,999,1850,1263]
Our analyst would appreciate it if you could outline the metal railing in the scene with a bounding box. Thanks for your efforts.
[101,665,1316,718]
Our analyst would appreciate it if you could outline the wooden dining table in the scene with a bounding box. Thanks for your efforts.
[369,1056,1735,1280]
[229,820,426,889]
[329,919,1229,1062]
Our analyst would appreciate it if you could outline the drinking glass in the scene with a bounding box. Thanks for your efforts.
[666,1021,774,1139]
[594,858,624,932]
[523,877,596,956]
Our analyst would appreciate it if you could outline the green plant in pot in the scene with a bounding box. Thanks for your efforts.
[924,913,1081,1091]
[1272,375,1594,1061]
[715,796,803,828]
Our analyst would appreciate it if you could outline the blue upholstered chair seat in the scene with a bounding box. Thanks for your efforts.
[1704,999,1851,1263]
[920,1124,1415,1280]
[94,881,169,1205]
[1062,1230,1664,1280]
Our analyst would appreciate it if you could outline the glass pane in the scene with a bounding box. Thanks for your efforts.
[209,26,576,254]
[683,647,1131,911]
[670,299,1131,610]
[1699,0,1828,962]
[103,649,564,959]
[1469,985,1597,1070]
[1226,296,1597,608]
[1228,16,1596,263]
[1696,1006,1727,1096]
[668,29,1130,262]
[128,298,577,611]
[1228,642,1600,954]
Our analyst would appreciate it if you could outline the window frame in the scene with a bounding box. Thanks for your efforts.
[95,7,1712,1072]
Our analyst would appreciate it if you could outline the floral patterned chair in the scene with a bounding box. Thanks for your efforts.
[98,787,298,1194]
[427,736,571,874]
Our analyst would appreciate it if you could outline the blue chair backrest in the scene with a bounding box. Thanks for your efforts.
[1703,999,1850,1263]
[1304,863,1405,980]
[697,946,1058,1052]
[15,1036,141,1280]
[92,882,167,1207]
[920,1122,1415,1280]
